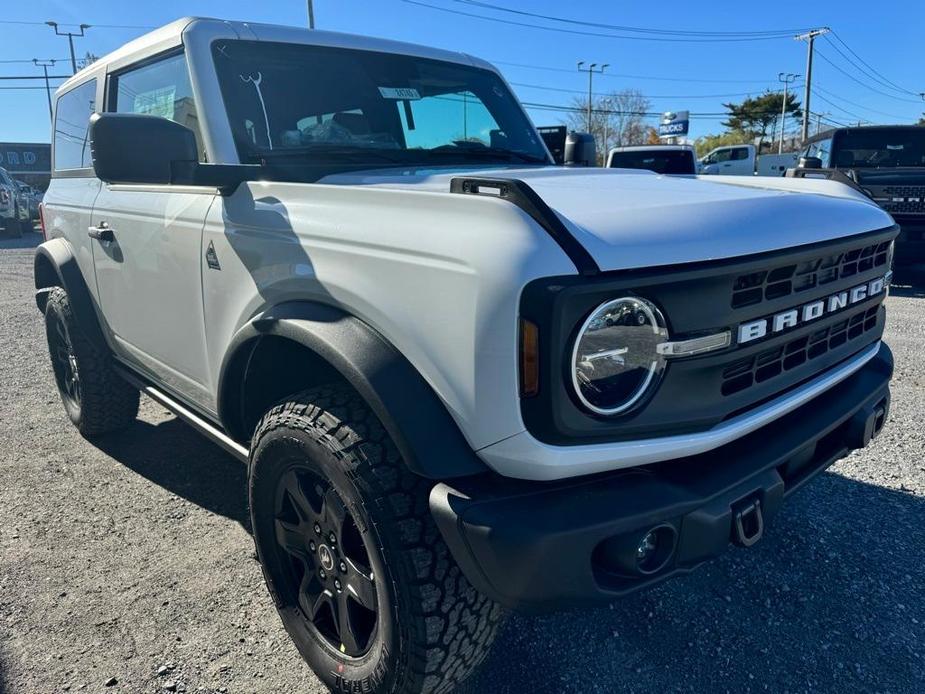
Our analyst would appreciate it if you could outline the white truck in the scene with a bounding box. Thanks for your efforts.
[699,143,799,176]
[35,17,897,694]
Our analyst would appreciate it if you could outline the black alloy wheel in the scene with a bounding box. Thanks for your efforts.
[47,307,81,412]
[273,466,378,657]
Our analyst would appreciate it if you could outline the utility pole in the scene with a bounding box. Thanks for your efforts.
[814,111,830,135]
[577,61,608,132]
[794,27,829,143]
[307,1,315,28]
[777,72,800,153]
[33,59,56,119]
[601,97,613,153]
[46,21,91,75]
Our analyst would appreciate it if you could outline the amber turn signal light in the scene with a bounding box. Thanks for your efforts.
[519,318,539,397]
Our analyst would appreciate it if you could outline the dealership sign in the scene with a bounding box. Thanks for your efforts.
[658,111,689,138]
[0,143,51,174]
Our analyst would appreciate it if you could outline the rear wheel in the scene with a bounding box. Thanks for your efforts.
[44,287,139,437]
[249,384,503,694]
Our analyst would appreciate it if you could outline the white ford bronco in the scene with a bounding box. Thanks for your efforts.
[35,17,897,694]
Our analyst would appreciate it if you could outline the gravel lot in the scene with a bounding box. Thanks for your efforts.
[1,232,923,694]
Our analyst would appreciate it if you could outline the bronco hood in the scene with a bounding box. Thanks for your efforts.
[319,166,895,273]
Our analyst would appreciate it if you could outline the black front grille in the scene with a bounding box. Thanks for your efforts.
[721,305,879,396]
[873,185,925,216]
[731,240,891,309]
[519,225,897,446]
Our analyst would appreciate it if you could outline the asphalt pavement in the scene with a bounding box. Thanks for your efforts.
[1,232,922,694]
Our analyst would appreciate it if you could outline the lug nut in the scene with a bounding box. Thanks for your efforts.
[319,568,327,580]
[338,560,347,574]
[334,579,342,591]
[309,540,316,552]
[313,523,322,536]
[328,531,337,545]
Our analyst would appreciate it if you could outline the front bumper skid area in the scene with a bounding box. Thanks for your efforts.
[430,344,893,613]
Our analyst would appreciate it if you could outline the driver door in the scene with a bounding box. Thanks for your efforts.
[90,51,216,411]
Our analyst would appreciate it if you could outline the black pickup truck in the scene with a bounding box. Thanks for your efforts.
[790,125,925,280]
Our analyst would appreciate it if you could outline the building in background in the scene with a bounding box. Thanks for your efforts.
[0,143,51,191]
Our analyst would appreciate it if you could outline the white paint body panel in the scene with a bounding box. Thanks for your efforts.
[478,343,882,481]
[320,166,893,272]
[202,180,574,449]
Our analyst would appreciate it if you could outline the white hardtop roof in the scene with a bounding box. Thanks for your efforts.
[57,16,495,94]
[609,144,695,153]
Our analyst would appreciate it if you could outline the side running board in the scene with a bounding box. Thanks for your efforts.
[450,177,600,276]
[114,364,250,463]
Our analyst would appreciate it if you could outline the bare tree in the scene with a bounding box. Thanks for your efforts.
[566,89,652,160]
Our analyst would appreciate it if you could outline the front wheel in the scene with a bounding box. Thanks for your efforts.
[249,385,503,694]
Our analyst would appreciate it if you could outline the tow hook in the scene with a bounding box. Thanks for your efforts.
[732,498,764,547]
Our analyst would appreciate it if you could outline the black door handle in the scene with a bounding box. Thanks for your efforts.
[88,224,115,243]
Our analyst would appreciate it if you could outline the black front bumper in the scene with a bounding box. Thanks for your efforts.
[430,343,893,613]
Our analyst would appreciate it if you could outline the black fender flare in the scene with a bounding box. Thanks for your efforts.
[219,301,487,480]
[34,238,108,351]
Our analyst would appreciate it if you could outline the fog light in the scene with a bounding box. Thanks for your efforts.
[637,531,659,564]
[635,524,678,575]
[594,523,678,578]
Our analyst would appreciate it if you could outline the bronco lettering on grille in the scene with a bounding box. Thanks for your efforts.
[737,275,887,345]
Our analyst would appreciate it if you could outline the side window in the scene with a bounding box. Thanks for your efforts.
[815,138,832,167]
[112,53,205,160]
[731,147,750,161]
[710,148,732,163]
[53,79,98,171]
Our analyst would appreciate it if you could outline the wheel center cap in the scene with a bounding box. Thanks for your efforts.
[318,544,335,572]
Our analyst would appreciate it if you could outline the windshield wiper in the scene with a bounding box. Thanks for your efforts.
[257,144,405,163]
[426,145,548,164]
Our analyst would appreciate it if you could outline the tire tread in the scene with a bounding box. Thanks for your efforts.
[251,384,502,694]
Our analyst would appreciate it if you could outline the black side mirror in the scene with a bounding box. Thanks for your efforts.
[564,132,597,167]
[799,156,823,170]
[89,112,198,185]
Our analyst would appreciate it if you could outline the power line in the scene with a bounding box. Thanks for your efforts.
[454,0,807,37]
[828,30,918,96]
[814,49,923,103]
[401,1,803,42]
[0,19,154,29]
[0,74,71,80]
[0,57,70,64]
[508,80,792,100]
[493,59,782,84]
[813,85,914,121]
[821,35,912,97]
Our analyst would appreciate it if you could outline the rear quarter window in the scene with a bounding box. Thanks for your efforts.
[53,79,98,171]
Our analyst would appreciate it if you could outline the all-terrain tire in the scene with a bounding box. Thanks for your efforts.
[249,384,503,694]
[44,287,139,437]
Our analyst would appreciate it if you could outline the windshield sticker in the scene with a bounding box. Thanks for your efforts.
[378,87,421,100]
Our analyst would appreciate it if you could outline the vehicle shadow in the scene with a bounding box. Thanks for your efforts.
[463,472,925,694]
[93,417,249,529]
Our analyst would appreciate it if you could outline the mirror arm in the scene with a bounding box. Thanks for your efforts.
[169,161,262,195]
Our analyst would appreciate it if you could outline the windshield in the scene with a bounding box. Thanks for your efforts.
[833,129,925,168]
[212,40,549,169]
[608,150,695,174]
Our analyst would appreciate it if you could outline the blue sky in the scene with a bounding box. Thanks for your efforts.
[1,0,923,143]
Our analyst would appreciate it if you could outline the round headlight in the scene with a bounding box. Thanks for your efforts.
[571,297,668,416]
